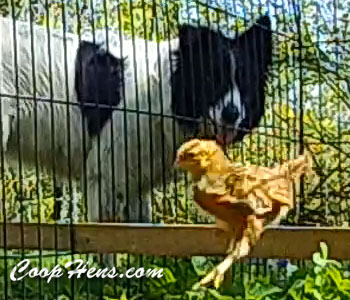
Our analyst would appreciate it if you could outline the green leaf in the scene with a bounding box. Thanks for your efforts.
[207,289,235,300]
[245,278,283,300]
[313,252,326,267]
[340,279,350,291]
[191,256,214,276]
[315,274,322,286]
[311,289,323,300]
[327,266,343,288]
[286,279,305,300]
[320,242,328,259]
[164,295,182,300]
[327,259,343,269]
[329,203,341,214]
[305,275,315,294]
[257,286,283,299]
[314,265,323,274]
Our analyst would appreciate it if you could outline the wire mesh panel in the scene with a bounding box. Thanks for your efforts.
[0,0,350,299]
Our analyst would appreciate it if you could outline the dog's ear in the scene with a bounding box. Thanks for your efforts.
[233,15,272,140]
[172,25,232,132]
[75,41,123,137]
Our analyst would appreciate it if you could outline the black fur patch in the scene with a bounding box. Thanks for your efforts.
[171,25,233,130]
[233,15,272,141]
[75,41,123,137]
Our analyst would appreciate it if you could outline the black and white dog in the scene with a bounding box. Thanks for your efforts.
[0,15,272,222]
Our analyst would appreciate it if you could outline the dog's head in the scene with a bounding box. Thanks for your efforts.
[171,15,272,146]
[75,16,272,145]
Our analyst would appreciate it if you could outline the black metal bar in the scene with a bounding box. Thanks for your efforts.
[28,0,43,298]
[60,1,75,299]
[8,3,25,299]
[293,0,305,227]
[0,37,9,300]
[128,0,142,223]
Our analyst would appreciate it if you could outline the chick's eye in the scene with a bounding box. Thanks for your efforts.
[186,153,195,158]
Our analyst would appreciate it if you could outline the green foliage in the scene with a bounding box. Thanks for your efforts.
[1,243,350,299]
[282,242,350,300]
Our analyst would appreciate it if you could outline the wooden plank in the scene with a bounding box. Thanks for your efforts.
[0,223,350,259]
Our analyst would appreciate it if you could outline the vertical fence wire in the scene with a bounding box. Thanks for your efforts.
[292,0,304,225]
[60,0,76,297]
[43,0,60,298]
[76,2,91,299]
[8,3,26,299]
[333,0,345,227]
[0,36,8,300]
[315,3,323,227]
[28,0,43,297]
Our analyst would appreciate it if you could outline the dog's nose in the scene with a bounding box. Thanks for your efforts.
[221,103,239,125]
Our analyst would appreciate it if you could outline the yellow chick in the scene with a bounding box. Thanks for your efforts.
[175,139,313,288]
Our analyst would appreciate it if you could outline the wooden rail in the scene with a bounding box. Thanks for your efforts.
[0,223,349,259]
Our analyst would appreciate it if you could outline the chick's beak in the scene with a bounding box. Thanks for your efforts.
[173,156,180,168]
[173,153,183,168]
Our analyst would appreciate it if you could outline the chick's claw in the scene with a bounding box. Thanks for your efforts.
[199,267,220,287]
[226,238,235,254]
[199,252,236,288]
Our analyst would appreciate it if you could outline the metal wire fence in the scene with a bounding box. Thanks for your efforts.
[0,0,350,299]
